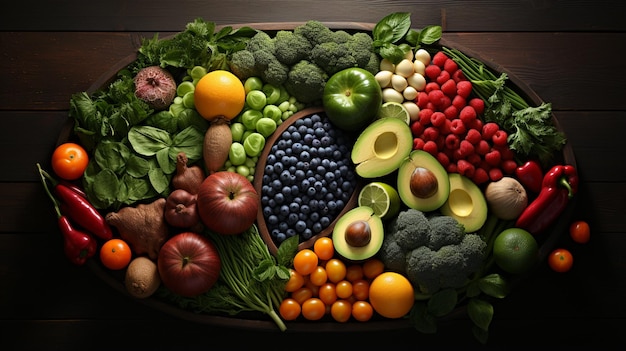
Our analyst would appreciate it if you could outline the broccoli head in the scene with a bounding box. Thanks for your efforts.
[378,209,487,295]
[246,31,275,54]
[283,60,328,104]
[293,20,336,47]
[273,30,313,66]
[229,49,260,80]
[309,32,376,76]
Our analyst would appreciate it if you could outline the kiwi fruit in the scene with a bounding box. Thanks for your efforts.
[124,256,161,298]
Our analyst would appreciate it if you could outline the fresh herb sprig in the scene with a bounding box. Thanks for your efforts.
[372,12,442,64]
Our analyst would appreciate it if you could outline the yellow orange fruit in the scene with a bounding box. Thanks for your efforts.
[368,272,414,319]
[194,70,245,121]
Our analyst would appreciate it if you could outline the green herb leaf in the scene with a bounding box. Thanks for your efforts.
[426,288,458,317]
[373,12,411,44]
[467,298,494,332]
[275,234,299,267]
[418,25,443,45]
[128,126,172,156]
[477,273,510,298]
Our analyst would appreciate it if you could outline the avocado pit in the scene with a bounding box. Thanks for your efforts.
[345,220,371,247]
[410,167,438,198]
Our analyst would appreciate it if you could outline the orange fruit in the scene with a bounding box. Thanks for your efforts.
[194,70,245,121]
[368,272,414,319]
[99,238,132,270]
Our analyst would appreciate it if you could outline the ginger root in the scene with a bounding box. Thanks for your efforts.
[106,197,169,260]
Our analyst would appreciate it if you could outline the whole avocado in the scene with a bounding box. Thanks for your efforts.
[322,67,382,132]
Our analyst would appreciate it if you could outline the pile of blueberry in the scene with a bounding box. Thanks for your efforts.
[260,112,358,245]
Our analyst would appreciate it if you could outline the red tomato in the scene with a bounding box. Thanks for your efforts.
[51,142,89,180]
[569,220,591,244]
[99,238,132,270]
[548,248,574,273]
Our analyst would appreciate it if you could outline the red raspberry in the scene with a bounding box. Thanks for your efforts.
[457,159,475,178]
[430,111,446,127]
[425,64,442,81]
[423,140,439,156]
[475,139,490,155]
[436,70,451,85]
[456,80,473,99]
[413,137,425,150]
[444,58,459,74]
[410,121,424,136]
[489,167,504,182]
[445,133,460,150]
[440,119,452,135]
[446,162,458,173]
[492,130,508,146]
[432,51,449,67]
[465,128,482,145]
[452,69,466,83]
[500,159,518,175]
[459,105,477,126]
[452,95,466,110]
[440,79,457,97]
[417,92,430,109]
[484,149,502,167]
[472,167,490,185]
[443,105,459,120]
[428,90,445,109]
[422,126,440,141]
[425,81,440,93]
[436,152,450,168]
[458,140,475,158]
[469,118,483,132]
[467,153,482,166]
[481,122,500,140]
[468,98,485,115]
[418,108,433,126]
[450,119,466,135]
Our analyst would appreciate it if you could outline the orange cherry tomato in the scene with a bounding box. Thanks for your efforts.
[345,264,365,282]
[301,297,326,321]
[318,283,338,305]
[284,268,305,292]
[351,279,370,301]
[335,280,353,299]
[548,248,574,273]
[352,300,374,322]
[569,220,590,244]
[313,237,334,260]
[293,249,318,276]
[362,257,385,279]
[290,286,314,305]
[51,142,89,180]
[325,258,346,283]
[330,299,352,323]
[99,238,132,270]
[279,298,301,321]
[309,266,328,286]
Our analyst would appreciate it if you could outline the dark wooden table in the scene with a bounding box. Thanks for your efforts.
[2,1,625,349]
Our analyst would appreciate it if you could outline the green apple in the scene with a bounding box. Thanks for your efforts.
[322,67,382,132]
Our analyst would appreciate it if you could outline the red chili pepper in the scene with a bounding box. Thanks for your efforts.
[54,183,113,241]
[515,164,578,235]
[58,215,97,265]
[515,160,543,194]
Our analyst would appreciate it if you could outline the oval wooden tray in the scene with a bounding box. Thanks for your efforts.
[61,22,576,331]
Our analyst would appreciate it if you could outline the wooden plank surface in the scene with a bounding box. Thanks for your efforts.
[1,0,624,348]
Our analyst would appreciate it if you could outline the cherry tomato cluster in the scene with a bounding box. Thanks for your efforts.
[547,220,591,273]
[409,51,518,185]
[279,237,384,323]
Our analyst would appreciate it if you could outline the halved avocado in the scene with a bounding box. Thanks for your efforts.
[397,150,450,212]
[351,117,413,178]
[440,173,488,233]
[332,206,384,261]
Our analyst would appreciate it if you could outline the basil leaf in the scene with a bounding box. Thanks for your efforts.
[148,168,170,194]
[373,12,411,44]
[128,125,172,156]
[156,147,175,174]
[419,25,443,45]
[171,125,204,162]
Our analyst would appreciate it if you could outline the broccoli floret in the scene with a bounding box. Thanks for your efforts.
[283,60,328,104]
[261,59,289,86]
[405,233,487,294]
[293,20,336,46]
[309,33,377,76]
[247,31,275,54]
[427,215,466,251]
[364,52,381,75]
[332,30,354,44]
[386,208,431,250]
[273,30,313,66]
[229,50,260,80]
[378,208,487,295]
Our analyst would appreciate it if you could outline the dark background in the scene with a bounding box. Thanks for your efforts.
[2,1,625,349]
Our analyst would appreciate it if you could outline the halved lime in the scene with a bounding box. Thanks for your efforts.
[358,181,401,220]
[377,101,410,124]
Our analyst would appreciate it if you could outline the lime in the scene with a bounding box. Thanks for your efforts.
[377,101,410,124]
[358,181,401,220]
[493,228,539,275]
